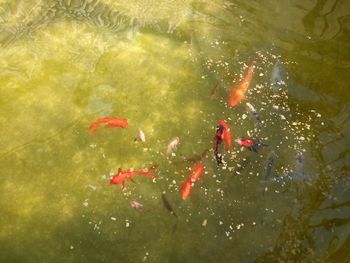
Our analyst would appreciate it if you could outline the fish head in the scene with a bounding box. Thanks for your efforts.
[234,138,243,145]
[216,124,225,133]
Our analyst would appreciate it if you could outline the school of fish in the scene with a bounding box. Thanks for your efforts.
[87,56,305,219]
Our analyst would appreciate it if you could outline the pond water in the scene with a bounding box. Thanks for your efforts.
[0,0,349,262]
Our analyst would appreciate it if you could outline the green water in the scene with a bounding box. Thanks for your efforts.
[0,0,349,262]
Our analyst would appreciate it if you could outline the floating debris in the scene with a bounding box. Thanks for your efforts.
[87,184,97,190]
[202,219,208,226]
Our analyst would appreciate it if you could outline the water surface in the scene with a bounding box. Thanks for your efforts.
[0,0,349,262]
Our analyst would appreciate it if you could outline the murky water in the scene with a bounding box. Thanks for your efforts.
[0,0,349,262]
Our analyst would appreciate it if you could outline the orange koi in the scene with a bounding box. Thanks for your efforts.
[180,179,192,200]
[190,162,205,182]
[109,164,158,189]
[89,117,128,134]
[228,62,255,107]
[180,162,205,200]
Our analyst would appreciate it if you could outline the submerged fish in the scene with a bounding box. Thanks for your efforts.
[246,102,261,123]
[265,151,277,179]
[167,137,180,154]
[228,62,255,107]
[161,192,178,218]
[210,83,220,99]
[271,62,284,92]
[295,151,304,172]
[173,149,209,165]
[130,200,146,212]
[289,151,310,182]
[89,117,128,134]
[235,138,268,153]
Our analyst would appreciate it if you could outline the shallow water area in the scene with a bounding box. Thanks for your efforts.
[0,0,349,262]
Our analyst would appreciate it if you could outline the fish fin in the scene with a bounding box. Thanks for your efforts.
[89,122,100,134]
[129,177,135,183]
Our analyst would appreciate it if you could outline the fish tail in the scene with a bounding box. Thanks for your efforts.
[146,172,158,178]
[172,211,178,219]
[89,121,100,134]
[172,221,178,233]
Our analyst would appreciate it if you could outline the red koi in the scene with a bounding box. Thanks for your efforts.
[89,117,128,134]
[109,164,158,189]
[213,119,231,165]
[217,119,231,149]
[228,62,255,107]
[235,138,255,148]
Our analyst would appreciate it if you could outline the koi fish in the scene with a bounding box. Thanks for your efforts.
[161,192,178,218]
[295,151,304,173]
[180,179,192,200]
[228,62,255,107]
[210,83,220,99]
[266,151,277,179]
[246,102,261,123]
[89,117,128,134]
[217,119,231,149]
[180,162,205,200]
[167,137,180,154]
[213,119,231,165]
[173,149,209,166]
[289,151,310,182]
[235,138,268,153]
[190,162,205,182]
[109,164,158,189]
[130,200,146,212]
[271,62,285,92]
